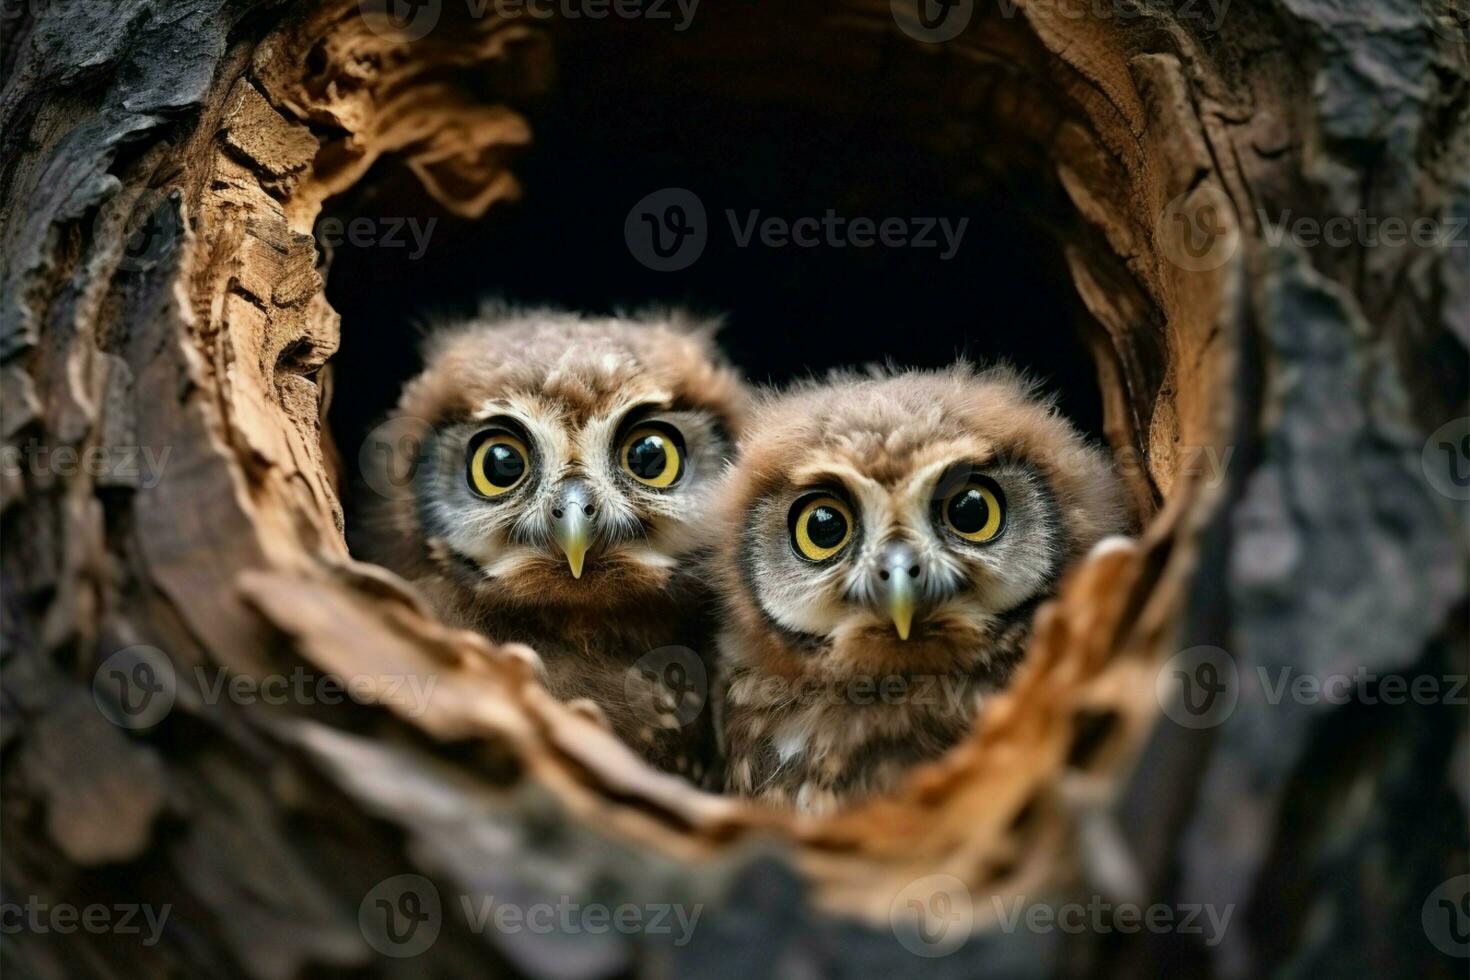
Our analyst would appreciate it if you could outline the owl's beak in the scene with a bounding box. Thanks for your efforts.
[875,541,920,641]
[551,484,595,579]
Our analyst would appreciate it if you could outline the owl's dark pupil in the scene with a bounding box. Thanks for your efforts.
[627,435,668,479]
[806,506,848,549]
[484,444,524,486]
[947,487,989,533]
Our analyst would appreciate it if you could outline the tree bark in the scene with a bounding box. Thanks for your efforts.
[1,1,1465,978]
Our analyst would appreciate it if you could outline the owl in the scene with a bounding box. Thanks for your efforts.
[713,365,1131,812]
[359,303,746,782]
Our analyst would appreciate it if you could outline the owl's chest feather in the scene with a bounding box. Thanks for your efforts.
[721,667,984,811]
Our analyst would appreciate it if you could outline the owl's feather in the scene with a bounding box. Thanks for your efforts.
[712,364,1132,812]
[359,304,746,781]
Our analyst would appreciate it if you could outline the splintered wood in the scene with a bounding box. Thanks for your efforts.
[4,0,1242,939]
[173,0,1237,925]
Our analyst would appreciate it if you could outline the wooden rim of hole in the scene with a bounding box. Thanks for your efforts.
[155,0,1239,924]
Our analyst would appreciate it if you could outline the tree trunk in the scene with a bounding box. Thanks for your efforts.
[1,1,1465,977]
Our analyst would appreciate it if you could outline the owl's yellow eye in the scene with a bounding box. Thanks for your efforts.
[620,425,683,488]
[942,478,1005,542]
[468,432,530,497]
[790,494,855,562]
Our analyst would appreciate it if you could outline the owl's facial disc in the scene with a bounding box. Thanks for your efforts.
[756,456,1047,658]
[787,492,917,640]
[426,398,727,606]
[861,472,1006,640]
[462,415,692,580]
[784,489,947,642]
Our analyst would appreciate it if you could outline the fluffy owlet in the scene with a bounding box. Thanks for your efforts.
[360,304,746,782]
[713,366,1130,812]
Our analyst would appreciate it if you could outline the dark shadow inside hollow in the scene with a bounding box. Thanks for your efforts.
[321,28,1108,549]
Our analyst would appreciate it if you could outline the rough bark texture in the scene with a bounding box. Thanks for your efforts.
[1,1,1466,977]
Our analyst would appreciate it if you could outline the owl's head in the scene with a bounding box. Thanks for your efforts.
[377,305,746,613]
[716,365,1130,679]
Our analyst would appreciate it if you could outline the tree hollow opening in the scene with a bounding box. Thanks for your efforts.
[317,5,1171,557]
[236,0,1222,850]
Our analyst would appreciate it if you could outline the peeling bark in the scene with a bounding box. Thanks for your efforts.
[1,1,1465,977]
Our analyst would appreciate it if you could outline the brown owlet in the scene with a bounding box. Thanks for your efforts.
[712,365,1131,812]
[360,304,746,783]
